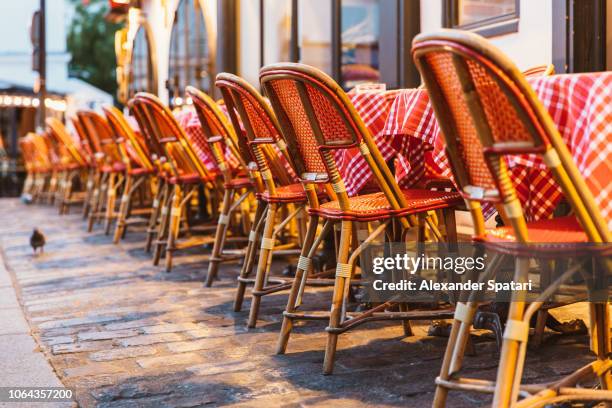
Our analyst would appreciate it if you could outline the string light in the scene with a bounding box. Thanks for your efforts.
[0,94,66,111]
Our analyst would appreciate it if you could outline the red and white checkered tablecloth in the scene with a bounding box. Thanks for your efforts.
[174,108,241,172]
[363,72,612,223]
[334,91,400,195]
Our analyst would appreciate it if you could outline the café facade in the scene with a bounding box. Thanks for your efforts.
[110,0,612,105]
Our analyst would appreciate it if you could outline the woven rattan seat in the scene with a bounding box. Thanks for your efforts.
[258,182,326,203]
[223,176,252,189]
[311,190,462,221]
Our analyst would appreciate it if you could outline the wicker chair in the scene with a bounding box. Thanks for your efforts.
[260,62,464,374]
[128,92,220,272]
[413,29,611,407]
[45,118,87,214]
[215,73,329,328]
[103,105,156,243]
[19,133,51,201]
[70,116,98,218]
[185,86,258,290]
[37,131,62,204]
[75,111,126,234]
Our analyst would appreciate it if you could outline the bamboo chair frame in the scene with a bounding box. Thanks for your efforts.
[260,62,463,374]
[38,131,62,204]
[412,29,611,407]
[185,85,258,289]
[76,111,126,234]
[103,105,156,243]
[70,116,97,218]
[522,64,555,78]
[45,118,87,214]
[19,133,52,201]
[215,73,331,328]
[128,92,220,272]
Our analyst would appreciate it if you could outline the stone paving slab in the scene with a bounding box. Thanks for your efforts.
[0,229,71,408]
[0,198,599,407]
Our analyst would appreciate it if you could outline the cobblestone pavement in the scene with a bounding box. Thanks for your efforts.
[0,198,598,407]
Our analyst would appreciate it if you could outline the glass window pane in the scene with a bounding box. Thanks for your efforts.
[263,0,292,65]
[341,0,380,89]
[130,26,154,98]
[298,0,332,75]
[168,0,211,107]
[457,0,516,26]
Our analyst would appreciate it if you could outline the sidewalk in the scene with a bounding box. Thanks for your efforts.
[0,248,71,408]
[0,198,596,407]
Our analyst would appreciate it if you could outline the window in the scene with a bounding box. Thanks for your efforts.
[340,0,381,89]
[168,0,213,108]
[298,0,333,75]
[257,0,421,88]
[129,25,157,98]
[261,0,294,66]
[444,0,519,37]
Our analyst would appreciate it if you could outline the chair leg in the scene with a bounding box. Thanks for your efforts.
[61,172,74,215]
[48,172,57,204]
[205,188,234,287]
[55,172,65,211]
[323,220,353,375]
[153,185,172,266]
[83,170,94,218]
[87,172,104,232]
[432,301,478,407]
[164,185,183,272]
[234,201,266,312]
[492,257,530,407]
[104,173,118,235]
[145,179,164,253]
[590,302,612,390]
[113,174,133,244]
[247,203,278,328]
[276,214,320,354]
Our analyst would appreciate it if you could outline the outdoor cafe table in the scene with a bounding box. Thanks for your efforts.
[344,72,612,224]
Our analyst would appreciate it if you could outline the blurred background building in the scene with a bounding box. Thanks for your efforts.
[0,0,112,196]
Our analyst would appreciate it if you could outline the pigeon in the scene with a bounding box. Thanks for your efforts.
[30,228,46,254]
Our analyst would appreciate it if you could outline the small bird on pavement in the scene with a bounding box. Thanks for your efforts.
[30,228,46,254]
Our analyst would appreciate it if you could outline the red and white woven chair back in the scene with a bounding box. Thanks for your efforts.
[215,73,296,187]
[413,29,609,242]
[129,92,208,179]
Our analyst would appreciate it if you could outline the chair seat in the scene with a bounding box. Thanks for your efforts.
[101,163,126,173]
[167,173,205,185]
[309,189,462,221]
[129,167,155,176]
[60,163,83,172]
[481,216,587,243]
[474,216,602,256]
[258,183,326,204]
[224,177,252,189]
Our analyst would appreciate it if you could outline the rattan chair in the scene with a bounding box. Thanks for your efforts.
[38,131,62,204]
[75,111,126,234]
[45,118,87,214]
[19,133,52,201]
[215,73,328,328]
[129,92,220,272]
[413,29,611,407]
[260,63,464,374]
[70,116,97,218]
[102,105,156,243]
[185,86,258,289]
